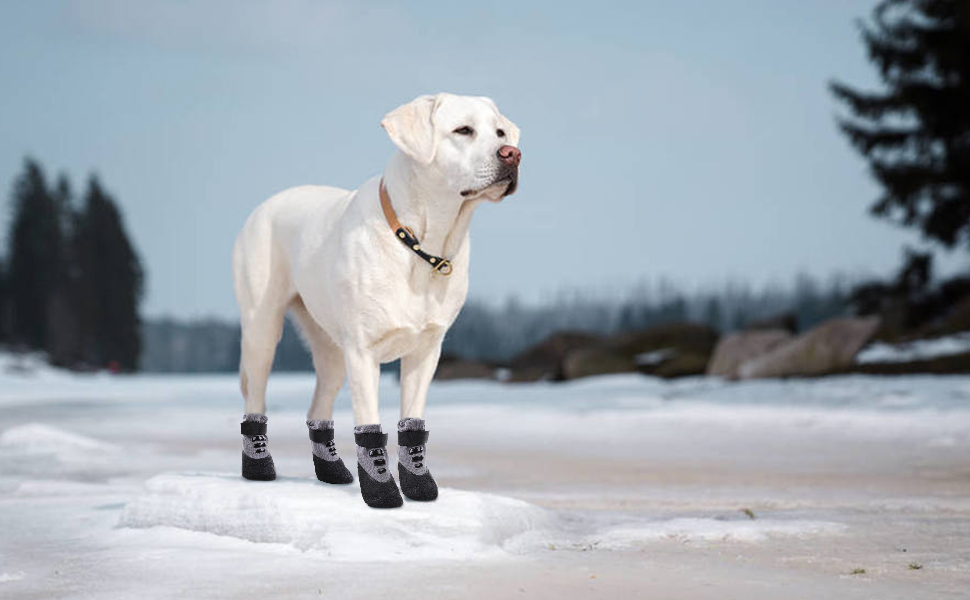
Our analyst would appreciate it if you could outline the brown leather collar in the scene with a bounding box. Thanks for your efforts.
[379,178,453,276]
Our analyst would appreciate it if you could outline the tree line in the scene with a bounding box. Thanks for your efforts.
[139,275,851,372]
[0,158,144,371]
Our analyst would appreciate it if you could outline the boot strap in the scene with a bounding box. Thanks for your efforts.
[398,430,429,447]
[354,431,388,449]
[241,421,267,436]
[309,428,335,443]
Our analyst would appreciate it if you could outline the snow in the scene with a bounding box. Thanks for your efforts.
[0,423,120,457]
[856,330,970,363]
[2,354,970,598]
[634,348,675,366]
[589,518,846,547]
[115,472,845,561]
[119,473,556,560]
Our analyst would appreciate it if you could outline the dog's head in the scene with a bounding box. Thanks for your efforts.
[381,93,521,201]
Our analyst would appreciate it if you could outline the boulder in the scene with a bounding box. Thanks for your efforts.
[738,316,880,379]
[434,357,496,380]
[607,322,719,358]
[561,347,636,380]
[506,331,602,382]
[650,351,712,378]
[562,322,719,380]
[706,329,792,379]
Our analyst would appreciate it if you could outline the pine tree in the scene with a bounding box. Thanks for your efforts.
[0,258,7,343]
[46,174,84,366]
[6,158,64,350]
[830,0,970,249]
[74,176,144,371]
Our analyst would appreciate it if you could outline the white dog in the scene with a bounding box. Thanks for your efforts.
[232,93,521,507]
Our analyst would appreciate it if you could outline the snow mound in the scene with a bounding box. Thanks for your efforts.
[0,423,122,478]
[118,472,558,561]
[118,474,847,561]
[0,423,120,458]
[0,572,25,583]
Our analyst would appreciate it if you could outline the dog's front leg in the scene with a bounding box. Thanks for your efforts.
[399,334,444,419]
[345,347,404,508]
[344,348,381,426]
[394,335,443,502]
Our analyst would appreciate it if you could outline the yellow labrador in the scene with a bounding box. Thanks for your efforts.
[231,93,521,506]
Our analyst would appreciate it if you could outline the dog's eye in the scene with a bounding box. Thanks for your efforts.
[496,129,505,138]
[453,126,474,136]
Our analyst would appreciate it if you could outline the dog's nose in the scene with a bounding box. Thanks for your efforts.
[497,145,521,167]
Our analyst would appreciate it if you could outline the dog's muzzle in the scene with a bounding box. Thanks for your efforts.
[460,146,521,198]
[496,145,520,197]
[498,167,518,196]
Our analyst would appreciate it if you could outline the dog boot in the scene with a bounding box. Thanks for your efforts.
[307,419,354,484]
[397,418,438,501]
[241,413,276,481]
[354,424,403,509]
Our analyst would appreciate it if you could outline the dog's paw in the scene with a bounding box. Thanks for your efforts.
[313,454,354,484]
[241,452,277,481]
[398,462,438,501]
[357,463,403,508]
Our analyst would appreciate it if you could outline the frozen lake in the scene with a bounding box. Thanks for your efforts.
[1,361,969,599]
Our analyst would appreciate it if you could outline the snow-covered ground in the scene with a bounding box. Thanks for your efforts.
[857,330,970,364]
[1,358,969,599]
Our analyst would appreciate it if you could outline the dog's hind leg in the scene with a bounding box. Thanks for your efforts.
[289,296,354,484]
[233,219,292,481]
[239,302,287,416]
[236,302,287,481]
[289,296,346,421]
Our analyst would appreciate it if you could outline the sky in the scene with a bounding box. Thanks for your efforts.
[0,0,965,320]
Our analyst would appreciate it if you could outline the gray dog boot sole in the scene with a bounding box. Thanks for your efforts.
[241,414,276,481]
[354,425,404,509]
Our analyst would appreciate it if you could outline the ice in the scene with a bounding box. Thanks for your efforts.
[116,473,848,561]
[2,358,969,597]
[118,472,560,560]
[588,518,847,548]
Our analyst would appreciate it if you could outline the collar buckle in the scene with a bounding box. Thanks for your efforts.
[381,178,455,278]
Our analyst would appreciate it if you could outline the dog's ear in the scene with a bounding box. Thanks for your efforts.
[380,94,442,165]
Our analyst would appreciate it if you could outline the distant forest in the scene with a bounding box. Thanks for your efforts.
[141,275,851,373]
[0,159,143,371]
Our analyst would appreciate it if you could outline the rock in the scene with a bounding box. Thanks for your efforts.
[706,329,793,379]
[434,357,496,380]
[650,352,712,378]
[561,347,636,380]
[739,316,880,379]
[607,322,719,358]
[506,331,602,382]
[561,322,719,380]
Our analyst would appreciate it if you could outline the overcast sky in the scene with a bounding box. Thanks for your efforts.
[1,1,964,320]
